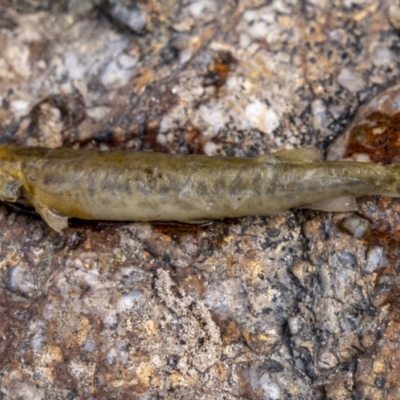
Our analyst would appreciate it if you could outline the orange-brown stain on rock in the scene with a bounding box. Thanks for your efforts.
[357,196,400,272]
[343,110,400,267]
[203,51,236,88]
[344,111,400,164]
[342,108,400,397]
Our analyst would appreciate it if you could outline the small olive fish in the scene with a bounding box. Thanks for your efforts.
[0,144,398,232]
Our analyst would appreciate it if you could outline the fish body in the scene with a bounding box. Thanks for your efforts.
[0,144,398,232]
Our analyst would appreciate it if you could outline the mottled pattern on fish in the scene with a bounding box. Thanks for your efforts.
[0,144,399,232]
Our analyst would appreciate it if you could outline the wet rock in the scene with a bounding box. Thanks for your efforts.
[7,264,36,297]
[108,1,147,33]
[1,0,400,398]
[341,214,370,238]
[364,246,388,273]
[67,0,100,16]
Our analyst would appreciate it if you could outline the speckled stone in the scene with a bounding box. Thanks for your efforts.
[1,1,400,399]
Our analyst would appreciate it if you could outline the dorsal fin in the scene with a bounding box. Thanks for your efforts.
[271,148,323,163]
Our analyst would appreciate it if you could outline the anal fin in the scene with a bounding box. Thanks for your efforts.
[302,195,357,212]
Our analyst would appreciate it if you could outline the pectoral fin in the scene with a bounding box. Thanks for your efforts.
[302,195,357,212]
[35,204,68,232]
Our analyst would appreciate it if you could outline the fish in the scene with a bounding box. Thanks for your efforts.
[0,144,398,232]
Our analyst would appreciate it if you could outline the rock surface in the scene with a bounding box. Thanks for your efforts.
[1,1,400,399]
